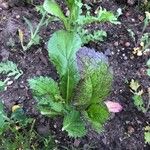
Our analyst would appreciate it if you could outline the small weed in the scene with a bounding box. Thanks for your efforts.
[133,11,150,56]
[129,79,150,113]
[0,61,23,91]
[144,126,150,145]
[0,102,56,149]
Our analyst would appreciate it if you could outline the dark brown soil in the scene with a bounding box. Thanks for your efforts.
[0,0,150,149]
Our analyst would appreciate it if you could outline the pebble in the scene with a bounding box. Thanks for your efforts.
[125,42,130,47]
[114,41,119,47]
[125,12,130,17]
[102,138,107,145]
[73,139,80,147]
[127,126,135,134]
[111,51,115,55]
[131,18,135,22]
[130,55,134,59]
[127,0,136,6]
[124,56,128,60]
[37,124,50,136]
[16,15,20,19]
[31,101,35,105]
[54,124,57,128]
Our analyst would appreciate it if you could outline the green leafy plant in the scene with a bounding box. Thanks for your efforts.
[129,79,150,113]
[19,14,45,51]
[0,103,31,135]
[0,102,56,149]
[43,0,120,44]
[28,30,113,137]
[133,11,150,55]
[0,61,23,91]
[144,126,150,145]
[146,59,150,76]
[19,5,55,51]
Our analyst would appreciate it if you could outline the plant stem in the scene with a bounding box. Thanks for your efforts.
[24,12,47,51]
[145,88,150,113]
[29,119,36,145]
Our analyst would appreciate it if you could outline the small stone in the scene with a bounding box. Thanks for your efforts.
[125,12,130,17]
[20,84,24,88]
[54,124,57,128]
[137,51,143,56]
[55,140,59,143]
[31,101,35,105]
[128,126,135,134]
[114,41,119,47]
[102,138,107,144]
[74,139,80,147]
[130,55,134,59]
[138,15,144,21]
[125,42,130,47]
[37,124,50,136]
[127,0,135,6]
[111,51,115,55]
[16,15,20,19]
[124,56,128,60]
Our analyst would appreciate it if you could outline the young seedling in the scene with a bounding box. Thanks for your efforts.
[144,126,150,145]
[133,11,150,56]
[19,5,55,51]
[0,61,23,91]
[19,11,47,51]
[129,79,150,113]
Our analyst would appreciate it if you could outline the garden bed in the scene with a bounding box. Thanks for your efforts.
[0,0,150,149]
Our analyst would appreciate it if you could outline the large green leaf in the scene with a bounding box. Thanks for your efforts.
[28,76,61,101]
[37,97,64,117]
[48,30,82,102]
[89,63,113,103]
[0,61,23,80]
[28,76,64,117]
[0,81,5,92]
[75,52,113,106]
[62,110,86,137]
[43,0,66,21]
[73,77,92,107]
[84,104,109,132]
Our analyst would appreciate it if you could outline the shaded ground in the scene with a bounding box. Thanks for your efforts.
[0,0,150,149]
